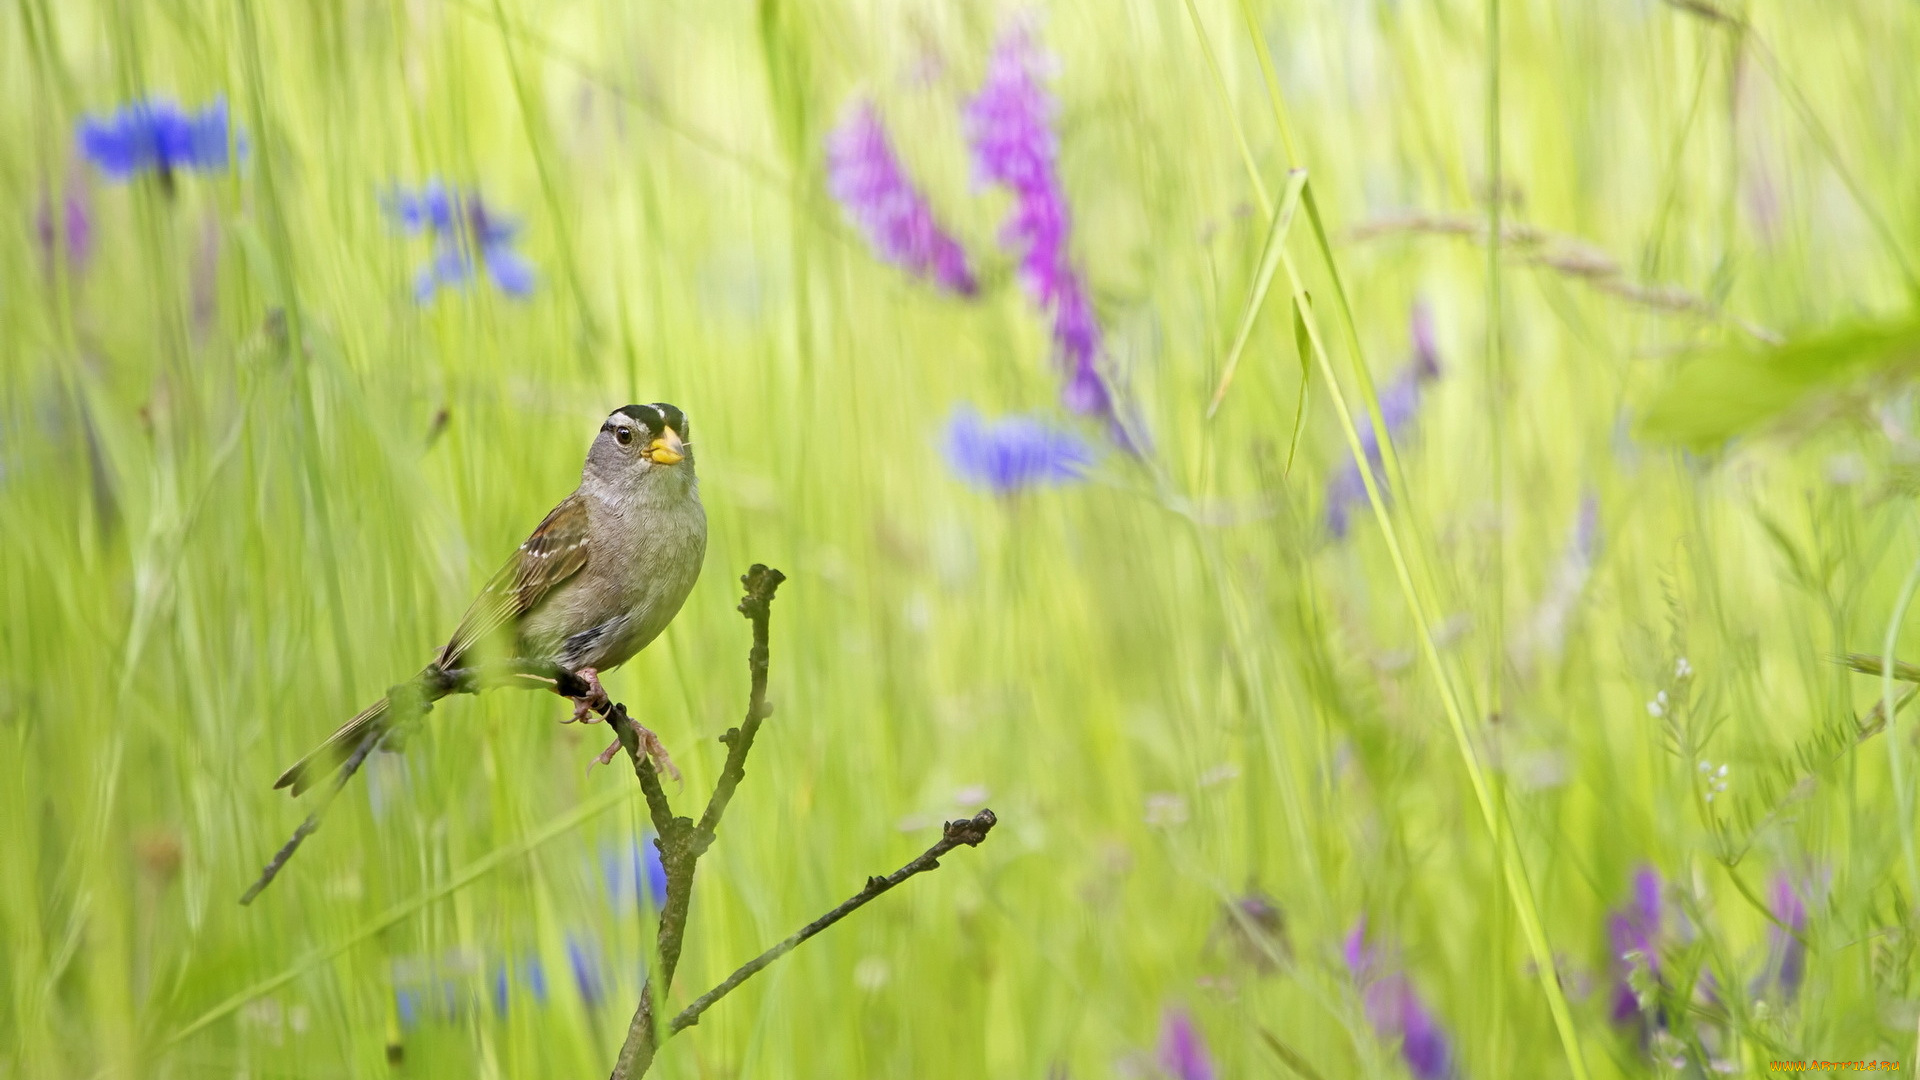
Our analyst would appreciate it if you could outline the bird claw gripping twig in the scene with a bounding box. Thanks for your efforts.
[565,667,611,724]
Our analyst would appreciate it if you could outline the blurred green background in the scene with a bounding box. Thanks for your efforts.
[6,0,1920,1076]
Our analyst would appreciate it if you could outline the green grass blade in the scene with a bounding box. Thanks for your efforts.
[1180,7,1591,1076]
[1206,167,1306,419]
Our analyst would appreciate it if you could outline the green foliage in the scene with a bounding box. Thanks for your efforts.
[1641,315,1920,449]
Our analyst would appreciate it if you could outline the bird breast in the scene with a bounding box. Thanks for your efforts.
[524,482,707,671]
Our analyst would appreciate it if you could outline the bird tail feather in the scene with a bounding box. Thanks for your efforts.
[274,698,391,796]
[274,669,446,796]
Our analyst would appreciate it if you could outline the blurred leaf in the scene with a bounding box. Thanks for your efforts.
[1638,313,1920,447]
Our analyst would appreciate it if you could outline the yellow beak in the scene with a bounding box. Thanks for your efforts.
[647,428,686,465]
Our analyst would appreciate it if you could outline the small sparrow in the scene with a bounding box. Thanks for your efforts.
[274,404,708,795]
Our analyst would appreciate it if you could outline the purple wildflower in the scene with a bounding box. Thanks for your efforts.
[1215,889,1290,971]
[964,25,1118,426]
[1756,873,1808,1004]
[386,181,535,303]
[825,101,976,296]
[78,98,239,182]
[1606,866,1666,1031]
[1156,1008,1216,1080]
[1326,301,1443,539]
[943,406,1094,493]
[1518,493,1602,664]
[1344,920,1457,1080]
[1573,493,1601,563]
[35,187,92,275]
[191,210,221,339]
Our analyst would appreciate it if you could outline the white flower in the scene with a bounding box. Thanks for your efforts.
[1144,792,1189,828]
[854,956,891,991]
[1648,690,1669,718]
[1676,657,1693,679]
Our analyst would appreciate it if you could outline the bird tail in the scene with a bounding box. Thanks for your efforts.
[274,669,446,796]
[274,698,391,796]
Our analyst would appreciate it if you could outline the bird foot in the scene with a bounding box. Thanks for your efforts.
[562,668,610,724]
[592,738,623,768]
[588,720,681,783]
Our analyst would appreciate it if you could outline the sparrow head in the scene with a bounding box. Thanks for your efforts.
[587,403,694,487]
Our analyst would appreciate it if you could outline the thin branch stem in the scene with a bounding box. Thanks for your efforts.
[1345,210,1783,344]
[610,565,785,1080]
[668,810,998,1036]
[238,732,379,905]
[605,700,678,840]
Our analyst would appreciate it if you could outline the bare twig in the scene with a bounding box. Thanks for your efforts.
[668,809,998,1036]
[238,733,380,904]
[610,565,785,1080]
[604,700,678,839]
[1345,210,1783,344]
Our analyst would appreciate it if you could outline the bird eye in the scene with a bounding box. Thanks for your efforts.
[614,427,634,446]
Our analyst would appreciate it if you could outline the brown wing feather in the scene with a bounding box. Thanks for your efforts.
[436,492,592,668]
[274,492,592,796]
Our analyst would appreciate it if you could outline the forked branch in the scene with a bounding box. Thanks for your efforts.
[605,568,996,1080]
[667,810,998,1037]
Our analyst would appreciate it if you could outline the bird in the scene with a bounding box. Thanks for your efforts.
[274,403,708,796]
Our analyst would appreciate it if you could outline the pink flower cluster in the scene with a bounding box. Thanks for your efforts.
[961,26,1112,421]
[825,101,977,297]
[824,24,1123,436]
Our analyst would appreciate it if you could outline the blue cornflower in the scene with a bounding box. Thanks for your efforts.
[385,180,535,303]
[390,951,482,1029]
[943,406,1094,494]
[78,98,239,182]
[395,947,553,1023]
[490,962,511,1016]
[602,837,668,911]
[566,933,605,1006]
[523,954,549,1004]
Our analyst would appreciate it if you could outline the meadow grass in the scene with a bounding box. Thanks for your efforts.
[5,0,1920,1076]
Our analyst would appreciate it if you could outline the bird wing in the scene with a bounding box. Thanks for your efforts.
[436,491,592,668]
